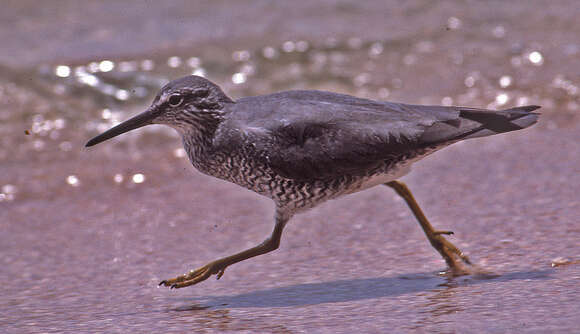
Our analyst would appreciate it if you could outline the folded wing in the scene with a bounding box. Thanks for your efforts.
[216,91,539,181]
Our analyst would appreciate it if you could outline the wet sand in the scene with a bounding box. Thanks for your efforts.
[1,1,579,333]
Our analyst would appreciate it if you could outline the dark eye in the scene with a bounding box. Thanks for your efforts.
[168,94,184,107]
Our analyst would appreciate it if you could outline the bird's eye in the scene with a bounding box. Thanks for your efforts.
[168,94,184,107]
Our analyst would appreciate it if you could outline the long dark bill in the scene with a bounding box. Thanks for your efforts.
[85,108,157,147]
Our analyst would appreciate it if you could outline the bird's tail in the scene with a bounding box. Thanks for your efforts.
[457,105,540,140]
[420,105,540,144]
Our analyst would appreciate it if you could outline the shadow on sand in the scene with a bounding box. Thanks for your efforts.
[172,268,553,310]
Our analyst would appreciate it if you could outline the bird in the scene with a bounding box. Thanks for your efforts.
[86,75,540,289]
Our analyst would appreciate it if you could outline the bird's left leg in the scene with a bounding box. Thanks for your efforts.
[385,180,471,273]
[159,210,289,289]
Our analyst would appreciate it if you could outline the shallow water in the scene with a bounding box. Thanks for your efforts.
[1,1,579,333]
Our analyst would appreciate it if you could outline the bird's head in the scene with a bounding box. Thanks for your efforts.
[85,75,233,147]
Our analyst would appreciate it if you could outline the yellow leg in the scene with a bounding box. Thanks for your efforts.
[160,212,288,289]
[385,180,471,272]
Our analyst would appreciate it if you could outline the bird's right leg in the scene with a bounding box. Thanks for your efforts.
[385,180,471,274]
[159,210,290,289]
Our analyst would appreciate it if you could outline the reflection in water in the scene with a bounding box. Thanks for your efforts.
[411,285,463,330]
[170,306,293,333]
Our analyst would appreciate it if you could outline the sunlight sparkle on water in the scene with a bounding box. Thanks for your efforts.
[59,141,72,151]
[174,148,186,158]
[101,109,112,120]
[493,25,506,38]
[132,173,145,184]
[0,185,15,201]
[232,72,247,84]
[517,96,530,106]
[115,89,130,101]
[464,76,475,88]
[87,62,100,73]
[66,175,80,187]
[282,41,296,53]
[495,93,509,105]
[239,64,255,75]
[192,68,206,77]
[2,184,16,194]
[99,60,115,72]
[77,72,99,87]
[295,40,309,52]
[262,46,278,59]
[499,75,512,88]
[141,59,155,71]
[368,42,384,57]
[55,65,71,78]
[447,17,462,30]
[232,50,251,62]
[167,56,182,68]
[528,51,544,65]
[187,57,201,68]
[114,174,124,184]
[33,140,45,151]
[354,73,371,87]
[118,61,138,72]
[441,97,453,106]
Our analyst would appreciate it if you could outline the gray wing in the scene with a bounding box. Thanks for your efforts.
[215,90,539,180]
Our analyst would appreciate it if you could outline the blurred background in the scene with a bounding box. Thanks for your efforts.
[1,1,579,333]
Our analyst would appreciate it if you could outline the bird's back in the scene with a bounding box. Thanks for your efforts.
[226,90,451,137]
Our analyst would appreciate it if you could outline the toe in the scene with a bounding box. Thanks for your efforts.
[159,261,228,289]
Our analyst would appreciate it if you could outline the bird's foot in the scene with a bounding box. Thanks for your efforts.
[429,233,472,276]
[159,260,227,289]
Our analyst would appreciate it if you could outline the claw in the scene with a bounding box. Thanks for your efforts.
[216,268,226,280]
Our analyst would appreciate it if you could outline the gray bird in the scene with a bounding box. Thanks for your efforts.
[86,75,539,289]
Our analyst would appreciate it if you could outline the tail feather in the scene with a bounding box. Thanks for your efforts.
[420,105,540,144]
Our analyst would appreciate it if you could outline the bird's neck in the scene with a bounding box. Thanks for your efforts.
[177,103,231,171]
[180,118,220,167]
